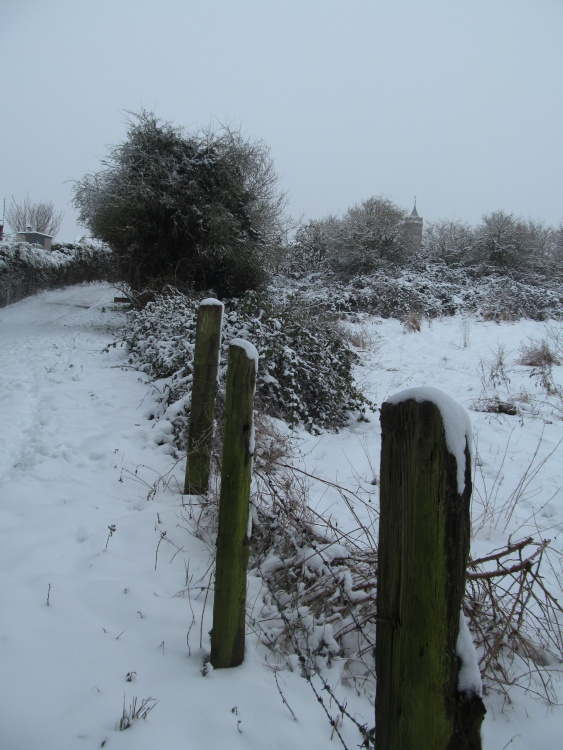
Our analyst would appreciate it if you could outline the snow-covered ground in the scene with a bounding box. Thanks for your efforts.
[0,283,561,749]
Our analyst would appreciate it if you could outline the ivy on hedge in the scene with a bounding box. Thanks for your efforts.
[121,290,371,438]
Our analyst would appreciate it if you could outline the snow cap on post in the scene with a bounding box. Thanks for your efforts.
[200,297,224,309]
[386,386,472,494]
[230,337,259,374]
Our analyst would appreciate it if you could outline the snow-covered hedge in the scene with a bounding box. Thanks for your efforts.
[277,262,563,321]
[0,240,115,307]
[121,290,371,437]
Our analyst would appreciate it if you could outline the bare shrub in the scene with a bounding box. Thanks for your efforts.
[472,432,562,535]
[466,537,563,703]
[544,322,563,361]
[517,337,561,398]
[485,344,511,388]
[481,303,517,323]
[247,429,563,716]
[517,338,560,367]
[470,396,518,416]
[330,319,381,353]
[459,317,471,349]
[402,312,422,333]
[251,463,563,717]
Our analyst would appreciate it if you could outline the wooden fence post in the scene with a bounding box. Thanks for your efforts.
[376,387,485,750]
[210,339,258,668]
[184,299,224,496]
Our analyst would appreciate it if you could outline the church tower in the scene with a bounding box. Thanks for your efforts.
[404,198,423,252]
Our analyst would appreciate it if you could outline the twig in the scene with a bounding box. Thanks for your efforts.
[468,541,548,580]
[469,537,535,567]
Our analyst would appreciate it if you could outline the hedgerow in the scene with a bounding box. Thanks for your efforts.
[234,291,371,429]
[120,289,371,442]
[275,263,563,322]
[0,239,115,307]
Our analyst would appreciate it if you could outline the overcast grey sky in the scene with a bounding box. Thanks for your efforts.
[1,0,562,241]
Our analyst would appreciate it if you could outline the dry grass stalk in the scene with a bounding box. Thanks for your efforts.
[517,338,560,368]
[402,312,422,333]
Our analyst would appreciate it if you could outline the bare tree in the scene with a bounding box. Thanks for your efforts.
[424,219,474,265]
[471,211,555,270]
[328,196,408,275]
[289,215,340,273]
[5,195,64,237]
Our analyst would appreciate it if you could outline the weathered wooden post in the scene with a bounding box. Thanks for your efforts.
[184,299,224,496]
[376,387,485,750]
[210,339,258,668]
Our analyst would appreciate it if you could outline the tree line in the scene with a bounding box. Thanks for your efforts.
[7,110,561,299]
[288,203,563,278]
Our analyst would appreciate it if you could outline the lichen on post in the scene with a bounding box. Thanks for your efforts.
[210,339,258,669]
[376,387,485,750]
[184,299,224,496]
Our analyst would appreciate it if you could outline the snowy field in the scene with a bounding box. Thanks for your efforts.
[0,283,561,749]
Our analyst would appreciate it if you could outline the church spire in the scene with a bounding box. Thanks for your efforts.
[404,196,423,250]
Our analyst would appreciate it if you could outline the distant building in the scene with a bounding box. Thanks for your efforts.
[404,199,423,251]
[16,229,53,250]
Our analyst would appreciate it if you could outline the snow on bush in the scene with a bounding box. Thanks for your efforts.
[120,289,371,440]
[276,262,563,322]
[0,239,114,307]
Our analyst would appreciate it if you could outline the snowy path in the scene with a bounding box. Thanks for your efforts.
[0,285,186,748]
[0,285,369,750]
[0,286,131,481]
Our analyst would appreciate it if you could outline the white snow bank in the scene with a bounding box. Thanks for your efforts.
[386,386,472,494]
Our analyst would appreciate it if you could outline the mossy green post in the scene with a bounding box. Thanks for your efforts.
[184,300,223,496]
[210,340,257,668]
[376,395,485,750]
